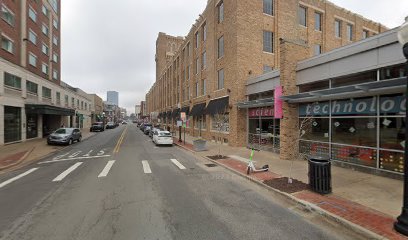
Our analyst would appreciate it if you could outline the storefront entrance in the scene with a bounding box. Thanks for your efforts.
[26,114,38,139]
[4,106,21,143]
[247,107,280,152]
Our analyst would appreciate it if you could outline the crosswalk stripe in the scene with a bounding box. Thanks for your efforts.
[53,162,83,182]
[170,159,186,170]
[0,168,39,189]
[98,160,116,178]
[142,161,152,173]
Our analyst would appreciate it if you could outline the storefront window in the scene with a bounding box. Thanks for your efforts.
[300,118,329,142]
[4,106,21,143]
[299,141,329,157]
[379,94,405,116]
[211,114,229,132]
[380,117,405,151]
[380,64,405,80]
[331,70,376,88]
[248,91,274,101]
[331,144,377,167]
[26,114,38,139]
[332,118,377,147]
[299,80,329,93]
[379,150,404,173]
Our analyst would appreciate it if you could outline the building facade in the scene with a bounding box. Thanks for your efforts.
[145,0,387,147]
[107,91,119,106]
[135,104,141,119]
[0,0,92,145]
[88,94,104,123]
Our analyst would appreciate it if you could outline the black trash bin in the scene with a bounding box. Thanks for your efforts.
[308,156,331,194]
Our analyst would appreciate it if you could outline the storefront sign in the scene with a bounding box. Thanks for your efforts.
[274,86,283,119]
[299,95,406,116]
[249,107,274,117]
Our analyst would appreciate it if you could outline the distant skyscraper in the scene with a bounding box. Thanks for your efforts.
[107,91,119,106]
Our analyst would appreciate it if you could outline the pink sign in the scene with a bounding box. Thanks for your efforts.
[249,107,274,117]
[274,86,283,119]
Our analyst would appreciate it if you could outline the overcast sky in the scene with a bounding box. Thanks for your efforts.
[61,0,408,114]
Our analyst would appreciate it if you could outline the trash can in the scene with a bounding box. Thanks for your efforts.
[193,139,207,152]
[308,156,331,194]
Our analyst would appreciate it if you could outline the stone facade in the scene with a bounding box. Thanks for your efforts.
[145,0,387,147]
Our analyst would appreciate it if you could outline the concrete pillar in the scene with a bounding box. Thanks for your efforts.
[21,107,26,141]
[279,38,309,161]
[0,105,4,145]
[38,114,43,138]
[22,78,27,99]
[38,85,42,102]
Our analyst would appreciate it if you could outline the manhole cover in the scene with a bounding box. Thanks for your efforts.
[204,163,217,168]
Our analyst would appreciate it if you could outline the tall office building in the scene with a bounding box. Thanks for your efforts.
[107,91,119,106]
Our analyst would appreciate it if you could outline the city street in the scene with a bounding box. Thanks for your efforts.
[0,124,360,240]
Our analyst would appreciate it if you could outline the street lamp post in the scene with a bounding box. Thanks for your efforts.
[395,16,408,236]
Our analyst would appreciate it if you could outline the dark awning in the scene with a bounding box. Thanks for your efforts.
[25,104,75,116]
[190,102,206,116]
[206,96,229,115]
[281,77,405,103]
[237,97,274,109]
[180,106,190,116]
[172,108,180,118]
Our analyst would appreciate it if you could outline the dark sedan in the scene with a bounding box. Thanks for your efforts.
[90,122,104,132]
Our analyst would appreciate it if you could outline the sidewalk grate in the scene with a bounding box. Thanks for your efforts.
[204,163,217,168]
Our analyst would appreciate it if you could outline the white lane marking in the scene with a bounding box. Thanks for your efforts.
[97,149,106,156]
[38,155,111,164]
[83,150,93,157]
[98,160,116,178]
[69,151,82,158]
[52,162,83,182]
[0,168,39,189]
[142,161,152,174]
[170,159,186,170]
[53,152,70,160]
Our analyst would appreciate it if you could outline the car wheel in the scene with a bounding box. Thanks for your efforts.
[68,139,73,145]
[78,136,82,142]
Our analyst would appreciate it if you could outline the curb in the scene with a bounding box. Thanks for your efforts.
[173,142,386,240]
[0,147,35,170]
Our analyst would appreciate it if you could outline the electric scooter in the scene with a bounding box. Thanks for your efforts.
[246,147,269,175]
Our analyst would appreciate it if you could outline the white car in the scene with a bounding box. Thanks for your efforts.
[152,130,173,146]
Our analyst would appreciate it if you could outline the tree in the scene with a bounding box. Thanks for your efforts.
[212,108,229,157]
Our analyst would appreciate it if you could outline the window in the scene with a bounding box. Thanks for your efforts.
[42,5,49,17]
[42,24,49,36]
[29,52,37,66]
[195,31,199,48]
[195,58,199,74]
[42,63,49,75]
[42,43,49,55]
[53,18,58,29]
[263,65,273,73]
[49,0,58,13]
[218,1,224,23]
[201,79,206,95]
[298,6,307,27]
[218,36,224,58]
[26,81,38,94]
[202,22,207,41]
[71,97,75,107]
[380,64,406,80]
[263,0,273,15]
[1,35,14,53]
[195,81,199,97]
[186,42,190,57]
[29,29,37,44]
[65,95,69,105]
[201,51,207,69]
[42,86,51,99]
[1,4,15,26]
[211,114,229,132]
[263,31,273,53]
[314,44,321,56]
[187,65,190,80]
[52,53,58,63]
[346,24,353,41]
[363,30,369,39]
[4,72,21,89]
[53,35,58,46]
[53,69,58,80]
[335,20,341,38]
[29,6,37,22]
[314,12,322,31]
[56,92,61,104]
[217,69,224,90]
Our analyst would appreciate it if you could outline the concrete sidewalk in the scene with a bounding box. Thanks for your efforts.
[174,132,406,240]
[0,129,95,172]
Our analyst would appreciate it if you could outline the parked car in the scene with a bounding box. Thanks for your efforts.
[149,126,163,138]
[139,123,145,130]
[144,125,152,135]
[141,123,152,132]
[152,130,173,146]
[122,121,127,125]
[47,128,82,145]
[90,122,104,132]
[106,122,116,129]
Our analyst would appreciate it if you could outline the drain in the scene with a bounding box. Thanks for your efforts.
[205,163,217,168]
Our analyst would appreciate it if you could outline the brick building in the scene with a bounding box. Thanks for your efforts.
[145,0,387,148]
[0,0,93,145]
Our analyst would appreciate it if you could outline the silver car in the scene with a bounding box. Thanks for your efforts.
[47,128,82,145]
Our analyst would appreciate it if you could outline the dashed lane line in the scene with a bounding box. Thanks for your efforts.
[170,159,186,170]
[52,162,83,182]
[0,168,39,189]
[142,161,152,174]
[98,160,116,178]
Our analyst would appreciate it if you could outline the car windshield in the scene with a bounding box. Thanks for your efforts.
[55,129,71,134]
[92,123,102,126]
[159,132,171,136]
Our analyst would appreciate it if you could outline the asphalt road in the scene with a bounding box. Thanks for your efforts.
[0,124,361,240]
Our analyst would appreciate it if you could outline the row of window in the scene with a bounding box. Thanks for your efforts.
[3,72,90,110]
[28,52,58,79]
[28,28,58,46]
[298,5,372,41]
[29,5,59,29]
